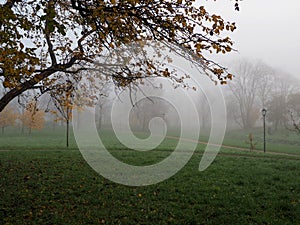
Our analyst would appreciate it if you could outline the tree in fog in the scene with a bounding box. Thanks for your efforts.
[0,104,17,134]
[129,82,170,132]
[255,64,275,108]
[287,92,300,133]
[266,73,298,132]
[130,97,169,132]
[228,60,273,129]
[196,90,214,130]
[20,100,45,134]
[266,95,289,131]
[49,81,74,148]
[95,83,113,129]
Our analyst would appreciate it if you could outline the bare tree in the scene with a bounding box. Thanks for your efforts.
[95,83,113,129]
[289,112,300,133]
[266,95,289,131]
[256,64,275,108]
[127,81,170,132]
[228,60,266,129]
[287,92,300,133]
[266,72,298,131]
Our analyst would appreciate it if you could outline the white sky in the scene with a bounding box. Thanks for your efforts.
[203,0,300,78]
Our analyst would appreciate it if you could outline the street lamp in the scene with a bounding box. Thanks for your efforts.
[262,108,267,153]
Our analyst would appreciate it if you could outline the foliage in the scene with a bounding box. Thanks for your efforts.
[0,0,239,111]
[49,80,74,147]
[0,104,17,133]
[20,100,45,134]
[49,81,74,123]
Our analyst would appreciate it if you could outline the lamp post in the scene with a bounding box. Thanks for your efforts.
[262,108,267,153]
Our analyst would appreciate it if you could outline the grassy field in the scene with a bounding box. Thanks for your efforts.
[0,127,300,224]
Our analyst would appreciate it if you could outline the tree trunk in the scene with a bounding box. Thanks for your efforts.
[66,119,69,148]
[0,57,77,112]
[0,70,54,112]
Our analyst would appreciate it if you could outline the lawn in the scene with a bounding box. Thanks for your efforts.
[0,127,300,224]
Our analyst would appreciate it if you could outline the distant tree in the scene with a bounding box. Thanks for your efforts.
[289,112,300,133]
[266,75,298,132]
[49,81,74,148]
[20,101,45,134]
[129,83,169,132]
[266,95,289,131]
[272,73,297,100]
[0,105,17,134]
[287,93,300,133]
[130,97,169,132]
[228,60,271,129]
[0,0,239,112]
[288,93,300,115]
[94,82,113,129]
[196,91,212,130]
[255,64,275,108]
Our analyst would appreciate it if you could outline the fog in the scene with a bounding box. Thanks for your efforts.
[203,0,300,78]
[1,0,300,143]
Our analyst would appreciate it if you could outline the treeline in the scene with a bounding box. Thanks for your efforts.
[225,59,300,132]
[0,94,74,135]
[1,59,299,135]
[0,100,45,134]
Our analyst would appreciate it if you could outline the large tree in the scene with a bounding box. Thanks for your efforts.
[228,60,273,129]
[0,0,239,112]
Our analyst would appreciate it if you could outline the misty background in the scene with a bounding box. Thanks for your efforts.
[1,0,300,147]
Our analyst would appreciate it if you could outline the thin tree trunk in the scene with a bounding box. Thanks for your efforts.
[66,119,69,148]
[66,105,70,148]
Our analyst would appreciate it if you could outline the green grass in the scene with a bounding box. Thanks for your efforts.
[0,127,300,224]
[1,149,300,224]
[1,126,299,155]
[0,126,78,150]
[220,128,300,155]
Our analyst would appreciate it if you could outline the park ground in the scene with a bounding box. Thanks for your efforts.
[0,127,300,224]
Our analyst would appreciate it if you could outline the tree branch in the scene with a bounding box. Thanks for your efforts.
[45,0,57,66]
[0,56,77,112]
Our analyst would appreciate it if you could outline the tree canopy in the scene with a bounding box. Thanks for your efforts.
[0,0,239,111]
